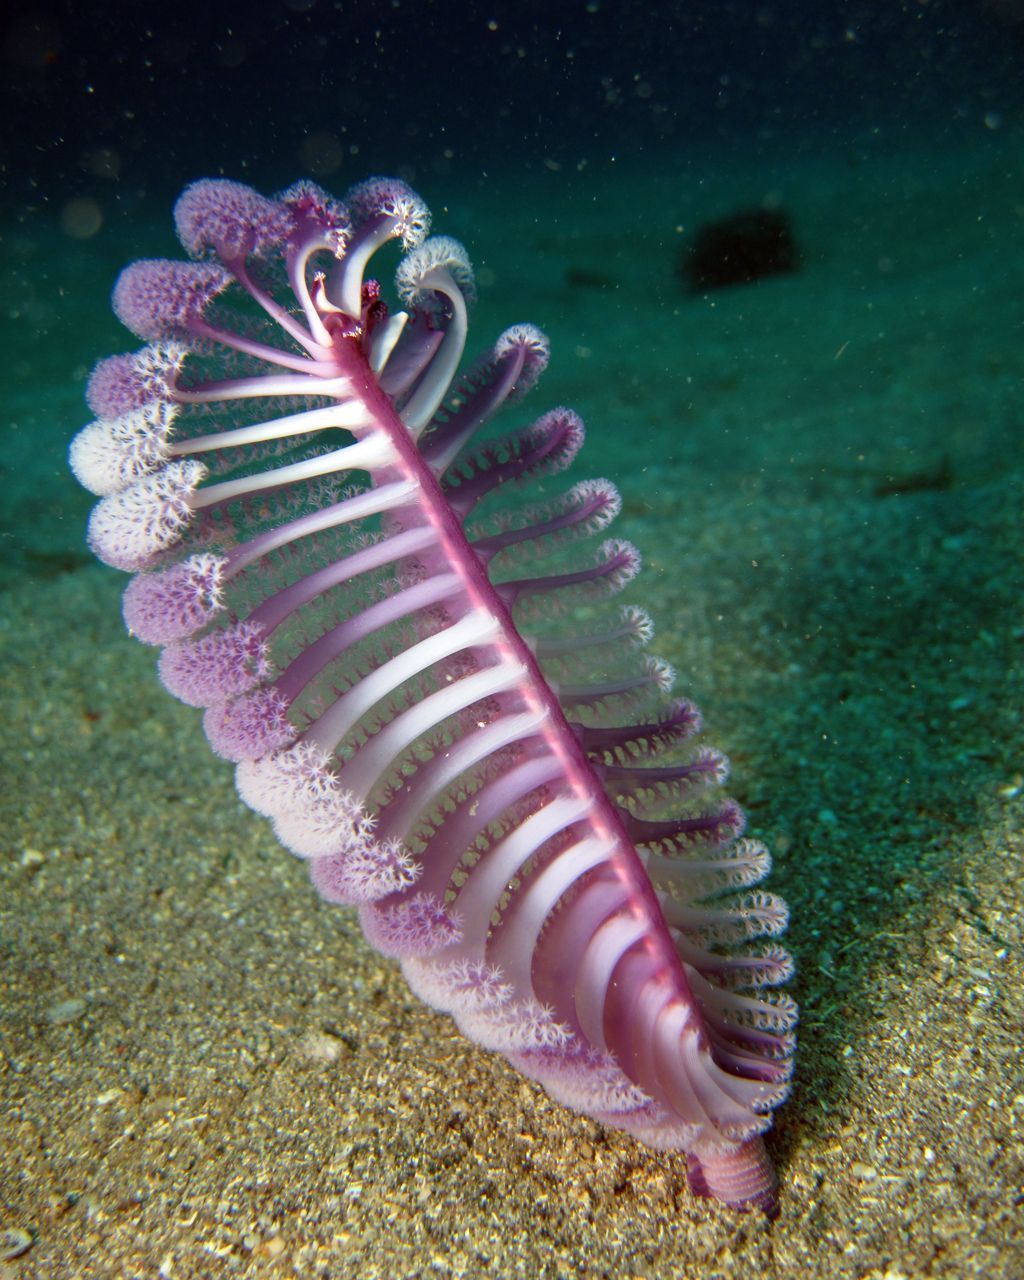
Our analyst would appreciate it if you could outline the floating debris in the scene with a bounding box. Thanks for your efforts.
[875,455,953,497]
[297,1029,348,1065]
[681,206,799,290]
[0,1229,33,1261]
[45,997,87,1025]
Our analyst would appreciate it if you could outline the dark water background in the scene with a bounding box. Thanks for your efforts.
[3,0,1024,205]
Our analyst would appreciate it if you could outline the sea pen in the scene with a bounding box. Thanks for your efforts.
[69,176,795,1213]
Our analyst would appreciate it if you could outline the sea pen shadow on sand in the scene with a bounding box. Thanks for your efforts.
[669,425,1018,1187]
[584,185,1022,1189]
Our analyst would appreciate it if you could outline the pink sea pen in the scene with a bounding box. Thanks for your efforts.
[70,175,795,1215]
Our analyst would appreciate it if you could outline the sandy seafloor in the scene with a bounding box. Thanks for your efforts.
[1,123,1022,1279]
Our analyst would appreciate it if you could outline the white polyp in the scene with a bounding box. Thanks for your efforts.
[451,792,594,955]
[406,957,514,1017]
[70,401,179,496]
[571,478,622,522]
[358,892,461,958]
[495,322,549,367]
[457,997,573,1055]
[337,659,529,802]
[617,1110,702,1154]
[235,740,335,817]
[542,1056,652,1117]
[369,310,409,373]
[158,619,271,706]
[189,429,390,511]
[326,837,421,904]
[88,459,207,569]
[273,794,367,859]
[305,608,503,758]
[112,339,189,398]
[619,604,655,641]
[496,834,617,994]
[645,656,676,692]
[396,237,475,306]
[168,399,361,457]
[572,911,649,1054]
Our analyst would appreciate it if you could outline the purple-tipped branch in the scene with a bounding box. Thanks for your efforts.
[495,541,639,608]
[622,805,743,853]
[556,658,673,711]
[601,755,726,794]
[470,482,620,564]
[646,849,770,899]
[420,339,532,475]
[577,700,702,760]
[442,411,584,520]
